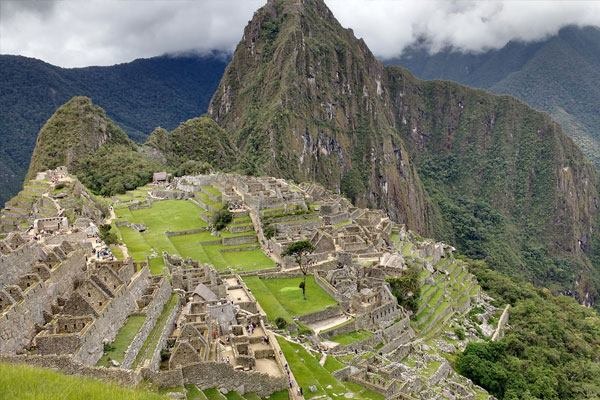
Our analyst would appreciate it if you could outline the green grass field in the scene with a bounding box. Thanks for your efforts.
[276,337,383,400]
[113,199,275,274]
[243,276,337,323]
[97,314,146,367]
[0,362,166,400]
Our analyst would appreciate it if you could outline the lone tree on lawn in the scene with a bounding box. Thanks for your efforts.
[283,240,315,300]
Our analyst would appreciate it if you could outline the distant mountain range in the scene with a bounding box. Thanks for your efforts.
[386,25,600,167]
[0,53,228,206]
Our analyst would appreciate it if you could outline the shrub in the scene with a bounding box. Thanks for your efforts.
[263,224,276,239]
[99,224,118,245]
[211,205,233,231]
[274,317,287,329]
[454,326,466,340]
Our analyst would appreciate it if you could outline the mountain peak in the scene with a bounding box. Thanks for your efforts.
[26,96,129,179]
[209,0,432,232]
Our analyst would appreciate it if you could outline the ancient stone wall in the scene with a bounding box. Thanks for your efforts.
[165,228,207,237]
[122,278,172,368]
[0,249,88,354]
[320,320,357,339]
[298,305,344,325]
[73,268,150,365]
[313,272,345,302]
[222,235,257,246]
[0,242,42,287]
[147,296,181,371]
[182,361,287,397]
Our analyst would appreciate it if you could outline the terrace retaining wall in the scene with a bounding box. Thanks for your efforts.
[122,278,172,368]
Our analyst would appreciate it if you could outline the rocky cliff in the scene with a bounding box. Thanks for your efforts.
[209,0,434,233]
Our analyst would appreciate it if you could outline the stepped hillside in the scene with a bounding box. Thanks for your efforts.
[386,26,600,167]
[0,53,227,206]
[208,0,600,304]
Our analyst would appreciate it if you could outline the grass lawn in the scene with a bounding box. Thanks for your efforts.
[97,314,146,366]
[133,294,179,368]
[169,233,275,273]
[323,356,345,372]
[110,245,124,260]
[113,200,205,274]
[264,391,289,400]
[185,385,208,400]
[330,330,373,346]
[0,362,166,400]
[276,337,383,400]
[243,276,337,323]
[114,199,275,274]
[203,388,227,400]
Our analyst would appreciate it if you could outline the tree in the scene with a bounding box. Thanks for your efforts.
[211,204,233,231]
[283,240,315,300]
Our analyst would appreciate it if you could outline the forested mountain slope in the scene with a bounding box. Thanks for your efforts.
[386,26,600,167]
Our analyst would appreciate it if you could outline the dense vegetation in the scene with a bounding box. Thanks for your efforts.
[456,259,600,400]
[0,53,227,205]
[76,144,164,196]
[387,26,600,167]
[386,264,421,313]
[146,116,236,170]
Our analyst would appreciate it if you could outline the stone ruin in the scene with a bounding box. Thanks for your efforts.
[154,255,288,395]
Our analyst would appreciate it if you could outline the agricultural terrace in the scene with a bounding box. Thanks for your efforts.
[243,276,337,323]
[413,257,479,339]
[276,337,384,400]
[112,188,275,274]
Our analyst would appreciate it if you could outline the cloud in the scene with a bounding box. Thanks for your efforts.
[0,0,264,67]
[1,0,599,67]
[328,0,600,57]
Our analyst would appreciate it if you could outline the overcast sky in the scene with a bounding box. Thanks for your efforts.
[1,0,599,68]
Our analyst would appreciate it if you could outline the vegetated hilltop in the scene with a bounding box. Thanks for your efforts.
[26,97,235,197]
[386,26,600,167]
[0,53,227,205]
[208,0,600,304]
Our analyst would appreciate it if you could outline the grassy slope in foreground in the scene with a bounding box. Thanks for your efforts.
[0,362,166,400]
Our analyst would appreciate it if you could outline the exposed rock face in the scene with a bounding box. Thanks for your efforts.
[210,0,600,302]
[209,0,433,233]
[26,96,129,179]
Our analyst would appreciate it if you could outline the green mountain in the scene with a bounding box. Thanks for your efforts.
[0,53,227,206]
[386,26,600,167]
[27,97,239,197]
[146,116,236,170]
[209,0,433,232]
[208,0,600,304]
